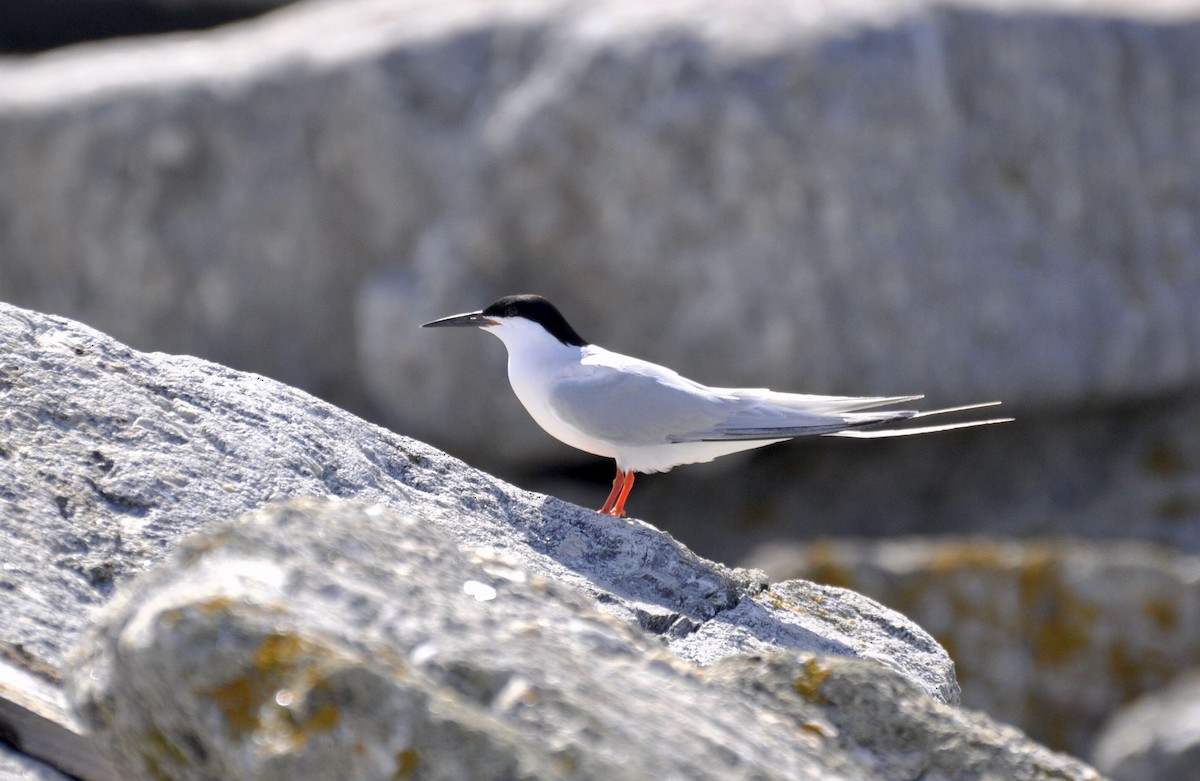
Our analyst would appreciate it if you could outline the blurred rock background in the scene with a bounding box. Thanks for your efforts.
[1,0,1198,774]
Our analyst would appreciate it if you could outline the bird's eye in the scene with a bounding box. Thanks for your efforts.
[505,307,517,317]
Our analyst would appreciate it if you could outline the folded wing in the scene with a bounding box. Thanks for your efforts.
[547,350,1009,446]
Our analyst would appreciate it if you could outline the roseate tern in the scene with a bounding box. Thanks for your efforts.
[423,294,1011,518]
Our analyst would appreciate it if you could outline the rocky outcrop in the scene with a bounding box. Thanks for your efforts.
[0,302,1107,778]
[65,497,1099,781]
[747,537,1200,758]
[3,0,1199,438]
[1092,670,1200,781]
[0,746,72,781]
[0,301,954,702]
[1,0,1197,557]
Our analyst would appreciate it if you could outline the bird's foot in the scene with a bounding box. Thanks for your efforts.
[597,468,635,518]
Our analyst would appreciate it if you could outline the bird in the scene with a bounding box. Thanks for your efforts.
[422,294,1011,518]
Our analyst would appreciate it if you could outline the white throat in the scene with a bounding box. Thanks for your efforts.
[480,318,611,458]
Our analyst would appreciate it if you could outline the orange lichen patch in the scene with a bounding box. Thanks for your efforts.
[1144,597,1179,632]
[1107,642,1155,703]
[394,749,419,778]
[162,597,282,629]
[254,633,306,669]
[1017,552,1098,667]
[925,539,1012,574]
[791,657,832,705]
[196,632,347,745]
[802,541,856,590]
[1107,641,1181,703]
[194,597,236,616]
[304,702,341,732]
[204,676,263,737]
[799,720,835,739]
[757,589,793,612]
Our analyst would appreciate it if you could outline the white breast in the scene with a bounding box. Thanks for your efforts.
[485,319,618,460]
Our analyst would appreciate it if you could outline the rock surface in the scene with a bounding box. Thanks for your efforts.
[0,746,72,781]
[0,302,1108,777]
[68,497,1104,781]
[1,0,1198,557]
[0,0,1195,439]
[746,537,1200,758]
[1091,670,1200,781]
[0,300,955,704]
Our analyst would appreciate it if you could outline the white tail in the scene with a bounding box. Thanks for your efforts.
[827,401,1011,439]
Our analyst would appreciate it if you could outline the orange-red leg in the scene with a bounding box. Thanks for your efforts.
[598,470,636,517]
[610,470,636,517]
[598,469,626,515]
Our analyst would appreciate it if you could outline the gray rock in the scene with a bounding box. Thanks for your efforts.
[1092,671,1200,781]
[2,0,1199,558]
[66,498,839,781]
[0,745,73,781]
[745,537,1200,758]
[0,301,970,776]
[0,0,1195,437]
[0,659,116,781]
[67,497,1104,781]
[0,300,954,700]
[706,652,1104,781]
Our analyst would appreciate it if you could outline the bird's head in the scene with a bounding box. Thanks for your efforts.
[422,294,589,350]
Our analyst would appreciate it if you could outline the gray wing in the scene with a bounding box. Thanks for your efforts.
[665,397,914,441]
[547,356,886,445]
[547,365,743,446]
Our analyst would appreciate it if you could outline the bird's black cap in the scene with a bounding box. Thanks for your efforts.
[481,294,589,347]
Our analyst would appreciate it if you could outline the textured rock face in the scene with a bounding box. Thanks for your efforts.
[1092,671,1200,781]
[0,301,1108,779]
[746,537,1200,758]
[2,0,1198,557]
[1,0,1198,556]
[0,301,955,704]
[0,746,73,781]
[0,0,1195,437]
[0,0,1195,427]
[8,301,1122,778]
[68,498,1104,781]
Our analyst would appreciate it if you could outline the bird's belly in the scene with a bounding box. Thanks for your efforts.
[508,374,617,459]
[614,439,788,474]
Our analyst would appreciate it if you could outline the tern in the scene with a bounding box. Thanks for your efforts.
[423,294,1011,518]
